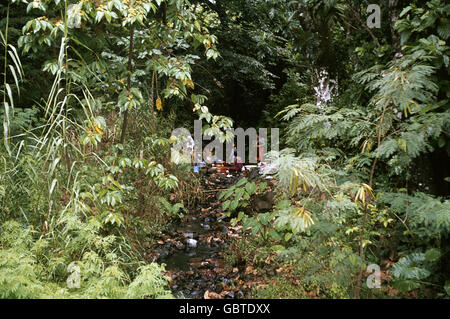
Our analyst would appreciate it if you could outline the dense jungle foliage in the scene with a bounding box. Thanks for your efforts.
[0,0,449,299]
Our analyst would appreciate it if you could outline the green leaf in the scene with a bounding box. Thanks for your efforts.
[424,248,440,262]
[251,223,262,235]
[399,6,412,17]
[284,232,293,242]
[8,65,20,97]
[391,253,431,285]
[222,187,235,200]
[445,281,450,296]
[245,182,257,195]
[259,182,268,192]
[235,187,245,199]
[438,136,446,148]
[222,200,230,211]
[235,178,248,187]
[258,213,271,226]
[269,228,282,241]
[243,217,259,231]
[229,199,239,211]
[5,83,13,108]
[397,138,407,152]
[104,11,111,23]
[95,11,104,23]
[271,245,285,252]
[393,279,421,292]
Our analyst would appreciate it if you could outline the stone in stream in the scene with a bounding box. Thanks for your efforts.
[247,167,259,181]
[186,238,197,248]
[225,291,235,299]
[168,230,178,237]
[154,248,169,259]
[174,241,185,250]
[219,277,231,285]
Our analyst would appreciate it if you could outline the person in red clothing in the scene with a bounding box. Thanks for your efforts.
[235,155,243,170]
[257,135,266,162]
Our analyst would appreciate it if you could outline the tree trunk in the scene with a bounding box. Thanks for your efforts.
[389,0,404,55]
[120,23,135,149]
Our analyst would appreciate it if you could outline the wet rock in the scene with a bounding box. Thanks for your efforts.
[174,241,185,250]
[247,168,259,181]
[187,238,197,248]
[151,171,247,298]
[225,291,235,299]
[154,248,169,259]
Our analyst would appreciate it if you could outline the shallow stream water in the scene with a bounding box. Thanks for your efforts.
[150,171,246,299]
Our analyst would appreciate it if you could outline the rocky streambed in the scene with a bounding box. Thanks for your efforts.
[149,171,249,299]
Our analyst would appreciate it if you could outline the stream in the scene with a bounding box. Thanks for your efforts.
[150,170,248,299]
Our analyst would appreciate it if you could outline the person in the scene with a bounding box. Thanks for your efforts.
[204,148,214,165]
[227,143,236,164]
[235,155,243,171]
[257,135,266,162]
[186,133,195,164]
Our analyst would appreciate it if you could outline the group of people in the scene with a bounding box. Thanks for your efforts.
[181,134,266,170]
